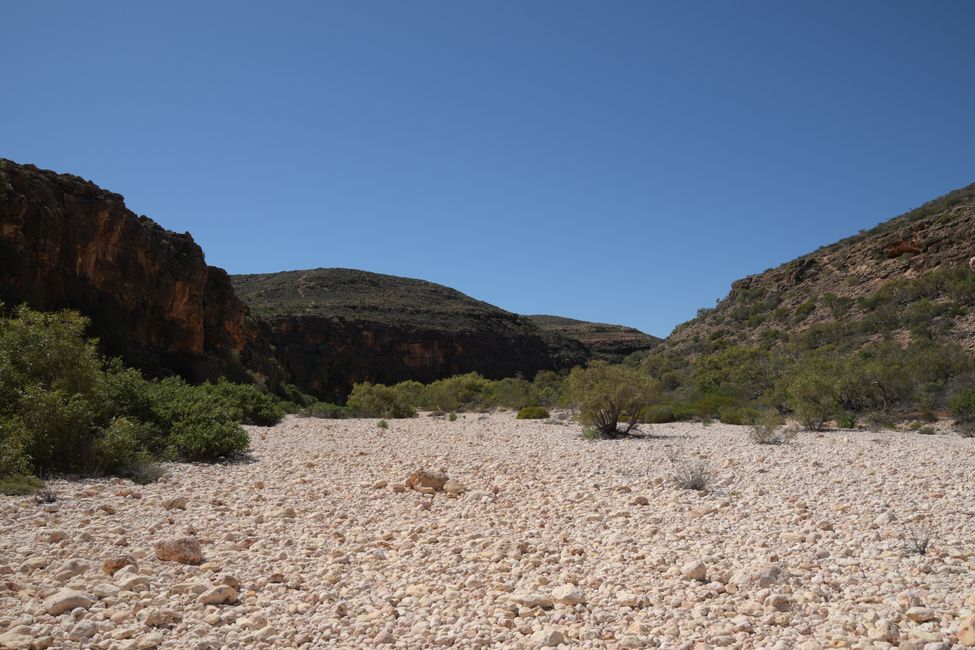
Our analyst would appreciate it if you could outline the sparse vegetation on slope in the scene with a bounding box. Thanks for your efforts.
[669,182,975,356]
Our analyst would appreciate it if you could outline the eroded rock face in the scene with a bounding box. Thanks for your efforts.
[0,160,278,385]
[251,313,586,403]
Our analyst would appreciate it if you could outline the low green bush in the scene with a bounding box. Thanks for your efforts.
[0,474,45,496]
[203,379,285,426]
[0,305,288,481]
[516,406,550,420]
[640,404,680,423]
[301,402,351,419]
[837,413,857,429]
[347,383,417,418]
[717,405,759,425]
[949,388,975,421]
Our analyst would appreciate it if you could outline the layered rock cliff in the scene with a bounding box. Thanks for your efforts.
[527,315,660,362]
[0,160,278,385]
[232,268,592,402]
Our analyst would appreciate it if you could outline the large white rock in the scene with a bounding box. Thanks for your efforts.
[43,588,92,615]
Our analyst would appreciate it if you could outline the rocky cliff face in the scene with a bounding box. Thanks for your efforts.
[233,268,591,402]
[527,315,660,362]
[667,182,975,354]
[0,160,278,384]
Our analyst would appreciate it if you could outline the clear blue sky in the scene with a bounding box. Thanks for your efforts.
[4,2,974,337]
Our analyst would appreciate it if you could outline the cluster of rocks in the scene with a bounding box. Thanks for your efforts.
[0,413,973,648]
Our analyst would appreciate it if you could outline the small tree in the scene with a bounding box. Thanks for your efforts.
[787,371,837,431]
[567,361,658,438]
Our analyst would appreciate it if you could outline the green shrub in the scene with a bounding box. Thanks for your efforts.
[685,394,739,420]
[949,388,975,421]
[717,405,759,425]
[489,377,532,409]
[422,373,494,412]
[748,410,790,445]
[301,402,351,419]
[0,305,283,477]
[147,377,250,461]
[516,406,550,420]
[530,371,568,407]
[18,387,103,472]
[581,427,602,441]
[167,416,248,461]
[0,474,45,496]
[347,383,417,418]
[203,379,284,426]
[567,361,658,438]
[448,412,458,421]
[90,418,163,482]
[0,418,30,478]
[837,413,857,429]
[640,404,680,423]
[377,419,389,429]
[917,425,936,435]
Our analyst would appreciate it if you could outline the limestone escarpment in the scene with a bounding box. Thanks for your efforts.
[0,160,278,384]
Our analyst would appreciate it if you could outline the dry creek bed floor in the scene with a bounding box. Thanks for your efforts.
[1,413,974,649]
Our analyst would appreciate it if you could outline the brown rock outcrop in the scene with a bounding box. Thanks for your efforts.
[0,160,279,385]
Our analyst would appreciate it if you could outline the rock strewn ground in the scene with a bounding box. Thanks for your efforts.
[1,413,974,649]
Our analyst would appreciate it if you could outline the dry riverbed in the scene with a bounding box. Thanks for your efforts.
[1,413,974,649]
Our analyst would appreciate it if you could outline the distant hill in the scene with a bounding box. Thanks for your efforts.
[233,268,601,401]
[528,315,660,362]
[666,182,975,355]
[234,267,534,333]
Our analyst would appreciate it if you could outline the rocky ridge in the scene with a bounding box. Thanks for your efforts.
[527,315,661,362]
[668,182,975,353]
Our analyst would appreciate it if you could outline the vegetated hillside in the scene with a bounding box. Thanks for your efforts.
[528,314,660,362]
[0,159,281,387]
[232,268,592,402]
[667,182,975,355]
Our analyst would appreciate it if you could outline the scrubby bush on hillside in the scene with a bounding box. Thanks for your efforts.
[949,388,975,436]
[567,361,658,438]
[347,383,417,418]
[785,368,837,431]
[516,406,550,420]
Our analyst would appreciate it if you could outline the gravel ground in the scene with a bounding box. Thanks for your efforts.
[1,412,974,649]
